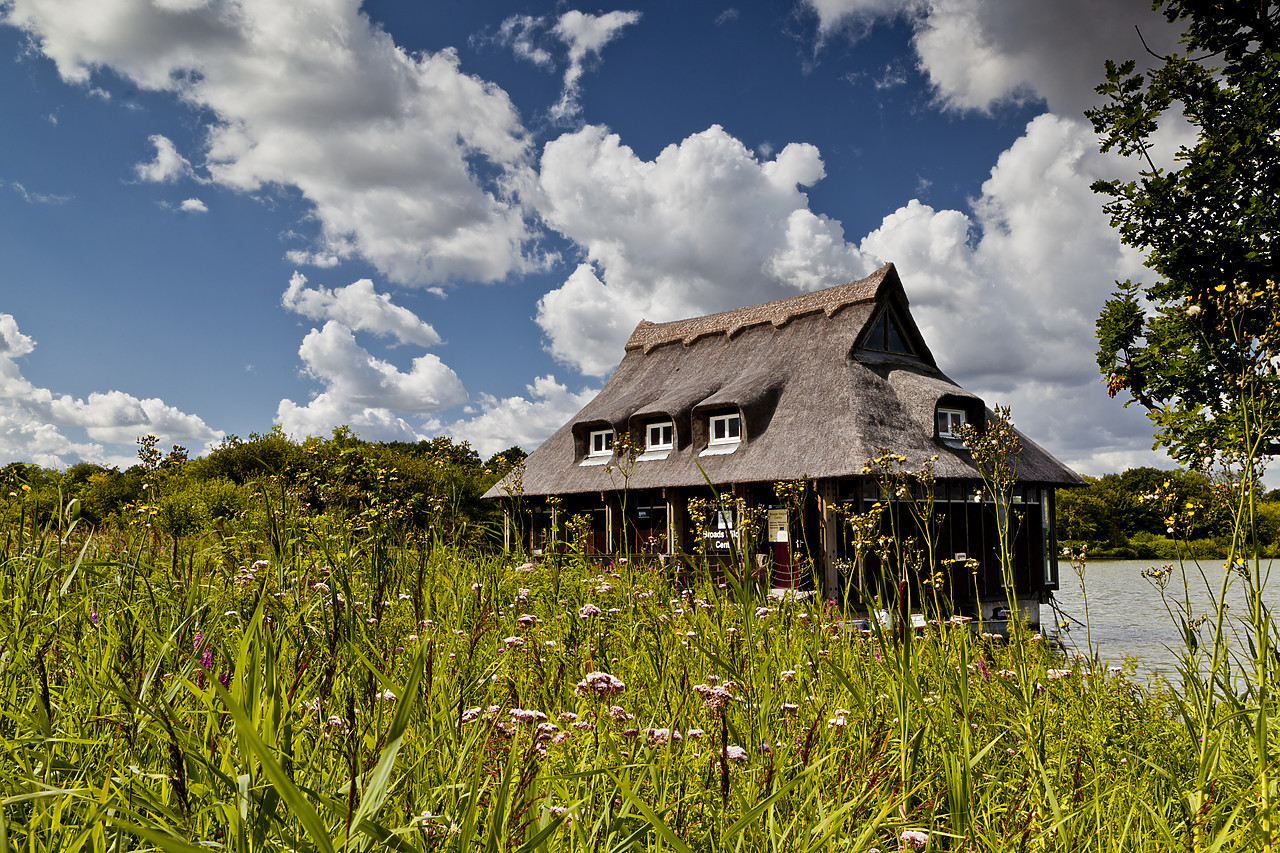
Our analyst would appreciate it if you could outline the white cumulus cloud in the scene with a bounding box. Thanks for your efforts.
[859,113,1162,474]
[496,14,554,67]
[179,197,207,212]
[447,374,598,459]
[0,313,223,468]
[534,124,877,375]
[803,0,1180,115]
[532,109,1173,476]
[134,134,193,183]
[550,10,641,121]
[495,9,641,123]
[276,321,466,443]
[282,272,443,347]
[4,0,541,285]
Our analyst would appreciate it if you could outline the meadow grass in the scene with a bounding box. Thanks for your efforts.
[0,510,1271,852]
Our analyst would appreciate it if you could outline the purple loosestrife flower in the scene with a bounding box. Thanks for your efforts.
[974,656,990,680]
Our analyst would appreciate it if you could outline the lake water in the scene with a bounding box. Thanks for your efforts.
[1046,558,1280,680]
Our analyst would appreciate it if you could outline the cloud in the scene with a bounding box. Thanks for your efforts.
[0,313,223,468]
[8,180,71,204]
[716,8,740,25]
[534,110,1172,476]
[179,197,207,212]
[276,321,466,443]
[534,124,877,375]
[803,0,917,43]
[494,10,641,122]
[446,374,599,458]
[276,273,466,442]
[873,62,907,90]
[282,272,443,347]
[134,134,193,183]
[858,113,1163,474]
[549,10,641,121]
[3,0,541,285]
[803,0,1180,115]
[495,14,554,67]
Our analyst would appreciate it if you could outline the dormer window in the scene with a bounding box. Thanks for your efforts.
[863,305,917,356]
[646,421,674,451]
[709,413,741,445]
[588,429,614,457]
[937,408,967,439]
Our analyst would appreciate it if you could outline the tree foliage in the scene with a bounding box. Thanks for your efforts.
[0,428,518,552]
[1056,465,1224,546]
[1089,0,1280,466]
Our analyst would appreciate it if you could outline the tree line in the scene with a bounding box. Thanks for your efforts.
[1056,466,1280,560]
[0,427,525,555]
[7,424,1277,563]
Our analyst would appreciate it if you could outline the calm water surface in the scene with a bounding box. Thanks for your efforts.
[1047,558,1280,680]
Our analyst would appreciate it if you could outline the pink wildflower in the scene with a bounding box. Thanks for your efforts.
[900,829,929,850]
[575,671,625,697]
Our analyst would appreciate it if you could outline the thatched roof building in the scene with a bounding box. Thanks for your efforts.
[488,263,1082,625]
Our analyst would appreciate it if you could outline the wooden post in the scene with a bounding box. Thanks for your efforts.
[818,479,839,597]
[665,487,681,557]
[604,492,616,554]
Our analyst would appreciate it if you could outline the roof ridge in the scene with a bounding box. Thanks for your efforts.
[624,263,894,353]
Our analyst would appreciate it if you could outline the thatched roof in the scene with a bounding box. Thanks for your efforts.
[486,264,1082,498]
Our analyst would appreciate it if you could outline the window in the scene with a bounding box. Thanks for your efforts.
[937,408,966,439]
[646,421,674,451]
[863,307,916,355]
[709,413,741,445]
[588,429,614,457]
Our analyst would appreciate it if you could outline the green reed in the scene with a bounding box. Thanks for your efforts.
[0,493,1259,852]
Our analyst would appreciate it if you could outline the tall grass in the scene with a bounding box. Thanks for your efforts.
[0,494,1272,851]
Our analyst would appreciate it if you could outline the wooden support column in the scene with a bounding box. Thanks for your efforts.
[666,488,682,558]
[603,492,615,554]
[818,479,839,596]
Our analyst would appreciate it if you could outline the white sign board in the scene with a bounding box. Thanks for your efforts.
[767,508,789,543]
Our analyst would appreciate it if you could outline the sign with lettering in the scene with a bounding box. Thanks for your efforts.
[767,509,789,543]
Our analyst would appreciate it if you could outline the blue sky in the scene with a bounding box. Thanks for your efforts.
[0,0,1188,475]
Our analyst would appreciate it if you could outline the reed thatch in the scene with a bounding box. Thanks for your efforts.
[486,263,1082,499]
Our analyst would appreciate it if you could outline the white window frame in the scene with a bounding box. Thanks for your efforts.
[937,408,966,439]
[588,428,614,457]
[708,412,742,445]
[646,421,674,451]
